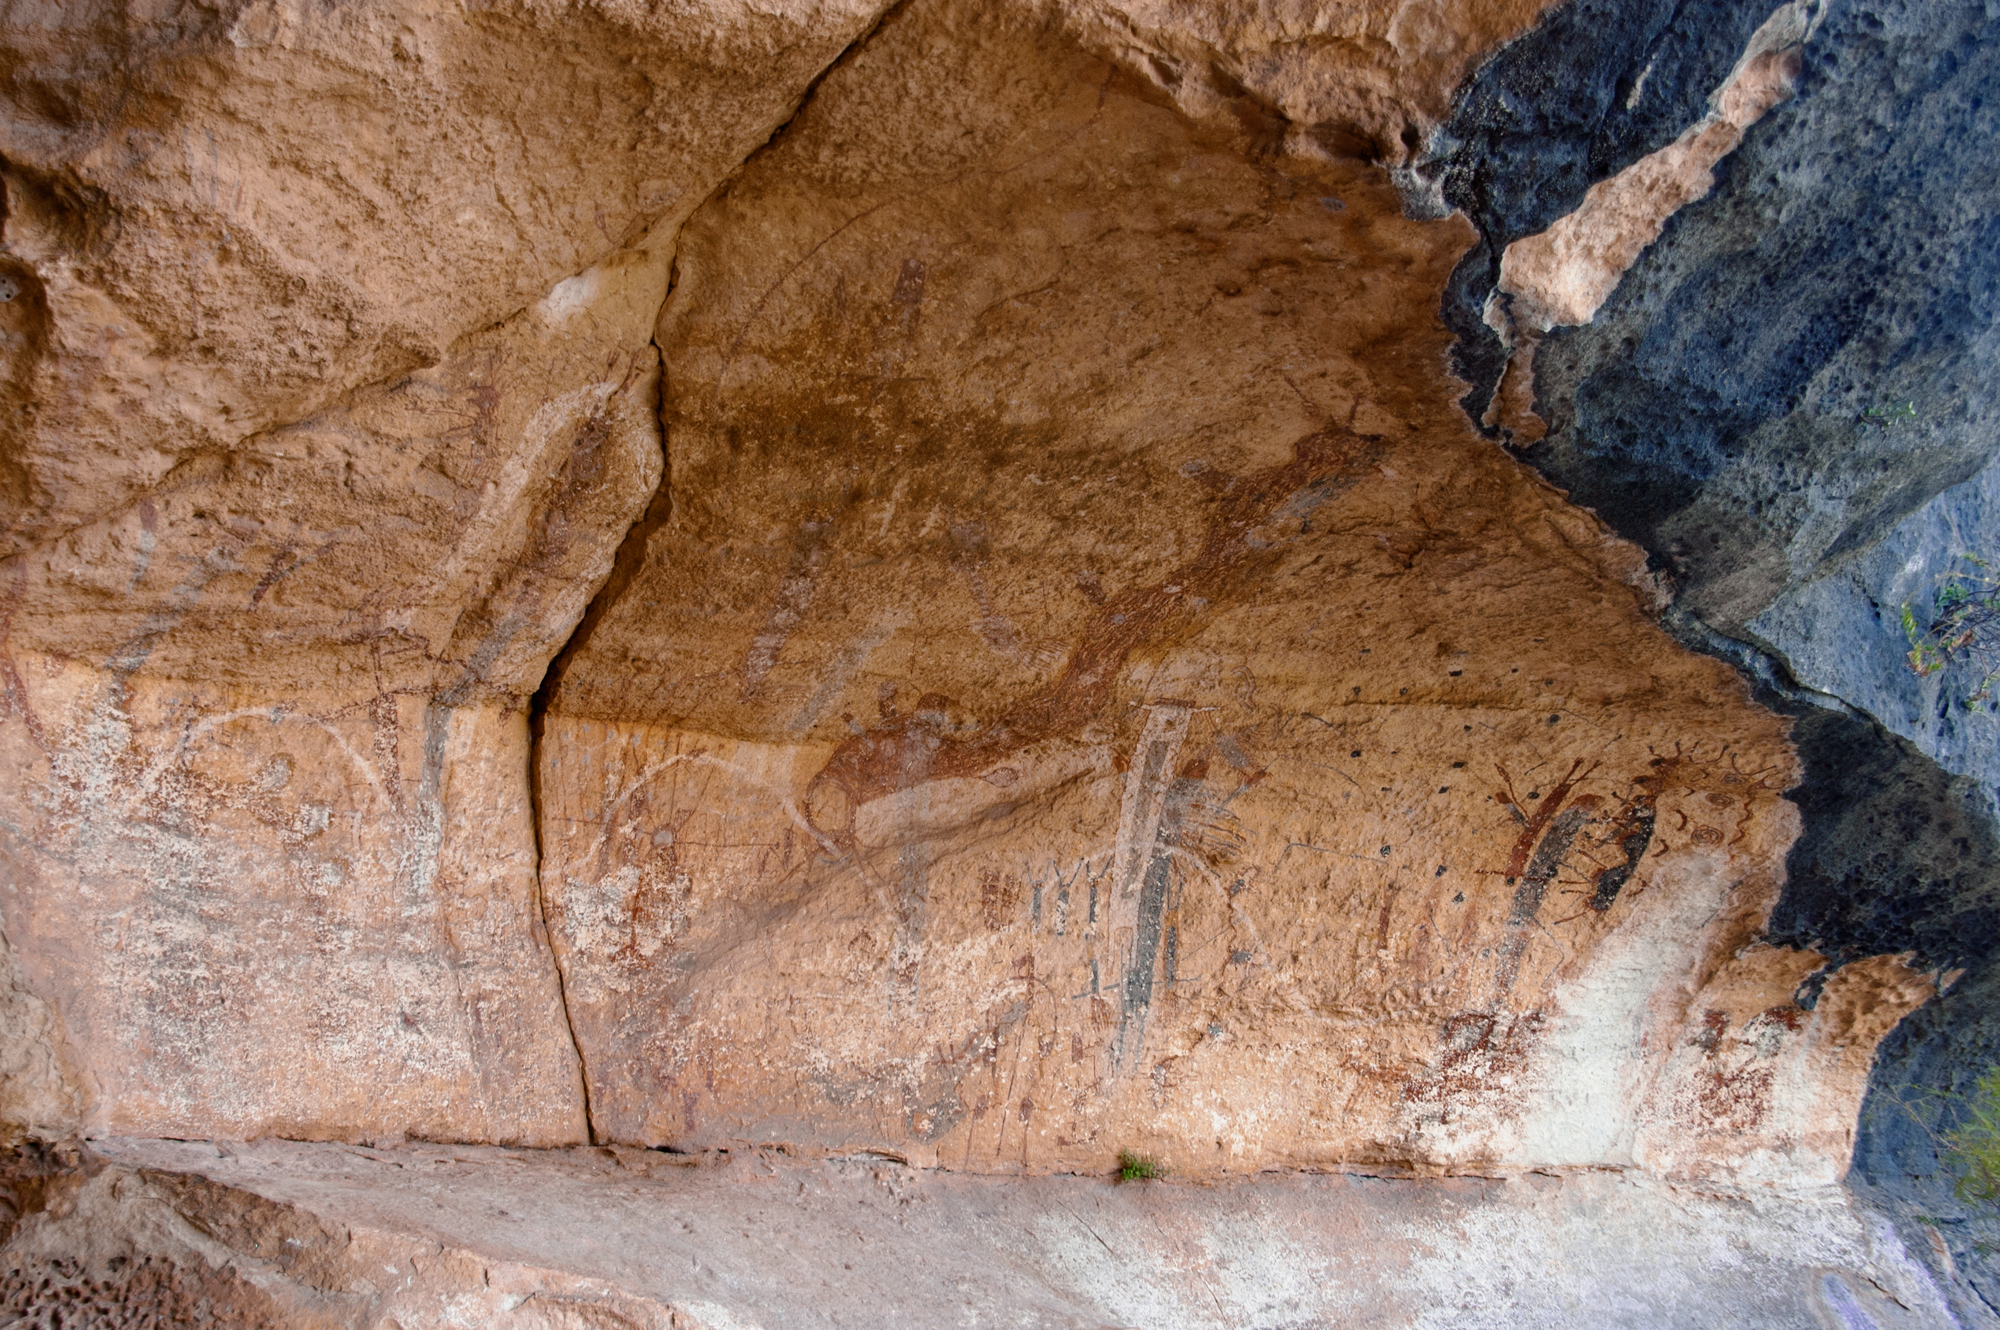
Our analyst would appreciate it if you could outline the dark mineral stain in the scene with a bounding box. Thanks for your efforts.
[1588,801,1657,912]
[1122,858,1170,1026]
[1509,803,1594,925]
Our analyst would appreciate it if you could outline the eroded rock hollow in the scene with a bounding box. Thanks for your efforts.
[0,0,1994,1324]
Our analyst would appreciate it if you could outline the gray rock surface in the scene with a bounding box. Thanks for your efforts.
[1751,453,2000,805]
[0,1136,1953,1329]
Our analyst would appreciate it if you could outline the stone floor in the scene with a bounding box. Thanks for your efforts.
[0,1136,1958,1328]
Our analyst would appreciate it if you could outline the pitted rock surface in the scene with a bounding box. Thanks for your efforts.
[0,0,1989,1320]
[533,0,1919,1182]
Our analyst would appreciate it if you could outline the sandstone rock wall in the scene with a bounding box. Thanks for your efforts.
[0,243,677,1141]
[0,0,915,1147]
[0,0,890,553]
[0,0,1959,1226]
[532,0,1929,1183]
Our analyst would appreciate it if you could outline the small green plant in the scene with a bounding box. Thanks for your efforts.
[1901,555,2000,710]
[1115,1150,1165,1182]
[1860,400,1919,429]
[1945,1066,2000,1205]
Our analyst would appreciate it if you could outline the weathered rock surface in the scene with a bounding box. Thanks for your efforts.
[0,218,685,1144]
[0,0,913,1146]
[530,0,1928,1185]
[0,0,1624,1162]
[0,0,1920,1180]
[1424,0,2000,1314]
[0,0,1990,1318]
[0,0,889,554]
[0,1136,1957,1329]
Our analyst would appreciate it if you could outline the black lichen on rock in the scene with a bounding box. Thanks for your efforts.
[1419,0,1774,423]
[1526,0,2000,626]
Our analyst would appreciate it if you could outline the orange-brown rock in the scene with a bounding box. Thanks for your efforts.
[1068,0,1562,167]
[534,0,1928,1180]
[0,0,1936,1206]
[0,0,889,555]
[0,226,679,1142]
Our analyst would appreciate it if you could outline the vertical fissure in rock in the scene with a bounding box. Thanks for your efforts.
[525,328,676,1145]
[516,0,919,1145]
[525,697,596,1143]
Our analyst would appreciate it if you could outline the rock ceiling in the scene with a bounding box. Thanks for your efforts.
[0,0,1957,1206]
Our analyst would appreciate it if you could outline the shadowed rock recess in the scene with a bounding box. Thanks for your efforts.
[0,0,1990,1323]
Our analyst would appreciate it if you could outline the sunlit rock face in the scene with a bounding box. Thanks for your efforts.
[531,0,1926,1183]
[0,0,888,1142]
[0,0,1967,1276]
[0,229,676,1144]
